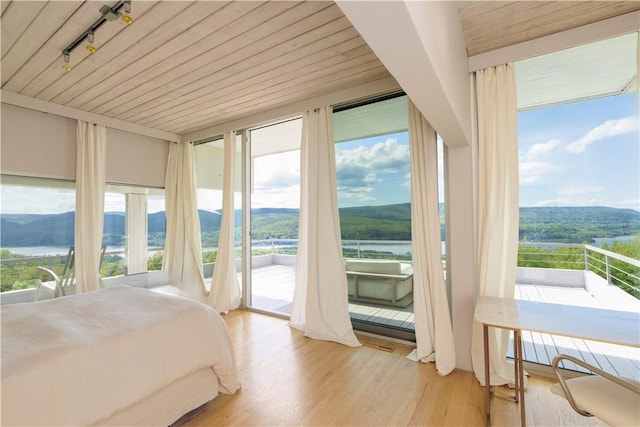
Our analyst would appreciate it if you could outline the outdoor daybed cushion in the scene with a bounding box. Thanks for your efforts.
[345,259,413,307]
[1,285,240,426]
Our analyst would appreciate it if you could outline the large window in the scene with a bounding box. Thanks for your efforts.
[248,118,301,313]
[0,176,166,293]
[333,94,418,338]
[514,33,639,376]
[515,33,640,296]
[104,185,166,275]
[195,135,243,289]
[0,176,76,292]
[195,137,225,280]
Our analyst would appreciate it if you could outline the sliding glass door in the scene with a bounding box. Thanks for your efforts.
[333,94,417,341]
[247,119,302,314]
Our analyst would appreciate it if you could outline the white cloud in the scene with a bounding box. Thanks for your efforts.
[557,186,604,196]
[519,161,555,185]
[252,185,301,209]
[336,137,410,203]
[1,186,75,214]
[251,150,301,208]
[565,116,639,153]
[526,198,600,207]
[104,194,125,212]
[527,139,562,156]
[337,137,409,173]
[610,199,640,211]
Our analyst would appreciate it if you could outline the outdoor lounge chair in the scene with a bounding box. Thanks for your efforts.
[34,246,106,300]
[550,353,640,426]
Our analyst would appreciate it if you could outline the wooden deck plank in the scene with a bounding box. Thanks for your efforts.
[249,264,637,379]
[516,283,639,379]
[571,336,608,371]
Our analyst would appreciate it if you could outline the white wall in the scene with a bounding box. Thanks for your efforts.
[445,145,475,371]
[403,1,470,146]
[336,0,470,147]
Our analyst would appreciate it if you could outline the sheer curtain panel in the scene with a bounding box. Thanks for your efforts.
[208,131,241,313]
[406,101,456,375]
[75,121,106,293]
[163,142,207,299]
[289,107,360,347]
[470,63,521,386]
[125,193,148,275]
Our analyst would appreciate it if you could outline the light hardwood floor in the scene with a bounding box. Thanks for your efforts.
[174,310,606,427]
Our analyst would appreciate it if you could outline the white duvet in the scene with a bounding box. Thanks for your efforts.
[1,286,241,426]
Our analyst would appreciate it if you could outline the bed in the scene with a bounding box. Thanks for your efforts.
[1,285,241,426]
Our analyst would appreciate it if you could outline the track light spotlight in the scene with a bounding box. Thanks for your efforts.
[62,52,72,72]
[86,30,97,54]
[61,1,134,72]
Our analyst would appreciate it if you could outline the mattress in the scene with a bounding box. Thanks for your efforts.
[1,286,240,426]
[93,367,220,426]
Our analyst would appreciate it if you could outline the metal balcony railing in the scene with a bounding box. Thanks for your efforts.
[1,241,638,298]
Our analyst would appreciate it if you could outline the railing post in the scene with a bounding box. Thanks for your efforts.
[357,241,361,259]
[584,246,590,272]
[605,254,612,285]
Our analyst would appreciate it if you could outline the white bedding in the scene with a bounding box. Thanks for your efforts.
[1,286,241,426]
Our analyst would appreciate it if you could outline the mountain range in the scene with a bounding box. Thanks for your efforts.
[1,204,639,247]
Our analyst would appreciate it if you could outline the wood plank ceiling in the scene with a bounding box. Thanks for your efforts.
[457,1,640,56]
[1,1,638,137]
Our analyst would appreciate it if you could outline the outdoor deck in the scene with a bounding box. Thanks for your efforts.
[250,263,415,329]
[250,263,639,380]
[512,283,640,381]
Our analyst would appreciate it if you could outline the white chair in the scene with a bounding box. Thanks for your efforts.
[550,354,640,427]
[35,246,106,300]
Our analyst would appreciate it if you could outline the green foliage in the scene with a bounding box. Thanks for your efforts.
[517,246,585,270]
[250,214,299,239]
[517,236,640,300]
[592,235,640,299]
[519,207,640,243]
[147,251,164,271]
[339,217,411,240]
[0,251,69,293]
[342,247,411,261]
[203,251,218,263]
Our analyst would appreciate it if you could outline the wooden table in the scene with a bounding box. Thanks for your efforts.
[474,296,640,426]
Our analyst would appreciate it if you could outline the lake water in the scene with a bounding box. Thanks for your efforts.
[3,235,636,258]
[4,246,125,257]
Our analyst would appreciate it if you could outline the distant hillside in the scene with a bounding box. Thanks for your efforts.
[1,205,638,248]
[519,206,640,243]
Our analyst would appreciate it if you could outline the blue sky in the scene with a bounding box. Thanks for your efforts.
[518,93,639,210]
[333,93,638,210]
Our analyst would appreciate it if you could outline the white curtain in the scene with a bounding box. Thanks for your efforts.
[208,131,241,313]
[289,106,360,347]
[406,101,456,376]
[163,142,207,299]
[470,63,520,386]
[125,193,148,275]
[75,121,106,294]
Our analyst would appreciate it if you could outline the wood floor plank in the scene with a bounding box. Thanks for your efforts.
[172,310,606,427]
